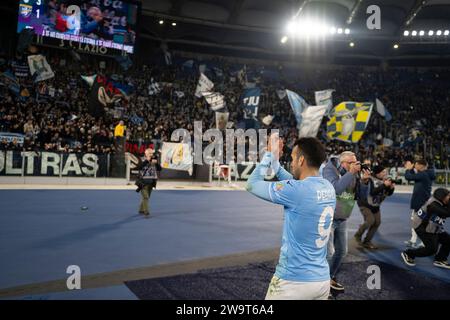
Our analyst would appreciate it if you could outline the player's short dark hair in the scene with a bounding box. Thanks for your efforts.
[293,137,326,169]
[416,159,428,166]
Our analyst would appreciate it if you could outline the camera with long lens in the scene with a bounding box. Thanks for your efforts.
[135,179,144,192]
[361,163,371,171]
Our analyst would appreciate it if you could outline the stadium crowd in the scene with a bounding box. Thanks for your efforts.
[0,49,448,170]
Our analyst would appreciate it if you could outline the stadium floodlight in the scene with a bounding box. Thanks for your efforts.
[436,30,442,36]
[337,28,343,34]
[403,30,409,36]
[428,30,434,36]
[287,20,299,34]
[349,42,355,47]
[159,20,164,25]
[393,44,399,49]
[172,22,177,26]
[330,27,336,34]
[286,19,332,37]
[419,30,424,36]
[411,30,417,36]
[344,28,350,34]
[281,36,288,44]
[444,30,450,36]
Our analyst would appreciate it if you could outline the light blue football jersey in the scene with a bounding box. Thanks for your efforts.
[268,177,336,282]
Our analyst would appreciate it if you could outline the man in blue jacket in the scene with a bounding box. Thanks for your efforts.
[321,151,362,292]
[404,159,436,248]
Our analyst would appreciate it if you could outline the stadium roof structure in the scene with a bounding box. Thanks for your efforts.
[139,0,450,66]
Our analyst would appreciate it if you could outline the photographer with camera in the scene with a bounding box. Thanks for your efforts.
[354,165,395,249]
[401,188,450,269]
[136,147,161,218]
[322,151,361,292]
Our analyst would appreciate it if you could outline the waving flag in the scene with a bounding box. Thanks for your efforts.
[82,74,126,117]
[203,92,226,111]
[195,73,214,98]
[27,55,54,82]
[375,98,392,121]
[298,105,328,138]
[215,111,229,130]
[81,74,96,87]
[315,89,334,113]
[161,142,193,175]
[286,89,308,128]
[262,115,274,125]
[327,102,373,143]
[1,71,20,96]
[241,87,261,119]
[148,78,161,95]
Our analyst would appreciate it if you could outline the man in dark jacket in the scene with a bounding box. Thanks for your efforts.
[136,147,161,218]
[401,188,450,269]
[404,160,436,248]
[355,165,395,249]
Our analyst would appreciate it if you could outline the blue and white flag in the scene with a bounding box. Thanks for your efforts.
[195,73,214,98]
[241,87,261,119]
[298,105,328,138]
[148,78,161,95]
[1,71,20,95]
[286,89,308,128]
[202,91,226,111]
[315,89,334,113]
[375,98,392,121]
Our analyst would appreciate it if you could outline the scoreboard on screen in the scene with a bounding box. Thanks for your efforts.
[17,0,140,56]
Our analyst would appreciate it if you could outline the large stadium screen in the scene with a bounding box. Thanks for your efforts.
[17,0,139,54]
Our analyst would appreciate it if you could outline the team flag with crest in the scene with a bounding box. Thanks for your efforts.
[161,142,193,175]
[327,102,373,143]
[27,55,55,82]
[215,111,229,130]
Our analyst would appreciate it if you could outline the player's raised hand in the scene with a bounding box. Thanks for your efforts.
[404,160,414,170]
[267,132,282,162]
